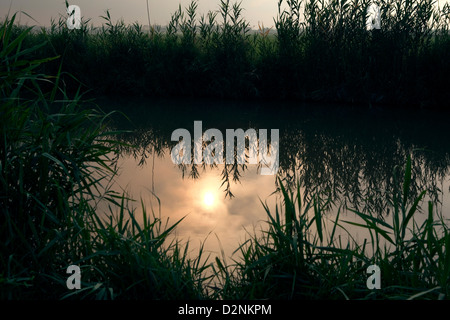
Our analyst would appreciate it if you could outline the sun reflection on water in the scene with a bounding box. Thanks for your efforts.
[107,150,278,260]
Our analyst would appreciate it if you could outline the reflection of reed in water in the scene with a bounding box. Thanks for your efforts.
[108,101,450,216]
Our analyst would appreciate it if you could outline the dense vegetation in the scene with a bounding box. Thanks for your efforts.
[1,0,450,300]
[11,0,450,108]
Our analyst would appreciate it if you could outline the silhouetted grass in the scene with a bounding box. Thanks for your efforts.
[212,156,450,299]
[2,12,450,300]
[1,14,211,300]
[8,0,450,108]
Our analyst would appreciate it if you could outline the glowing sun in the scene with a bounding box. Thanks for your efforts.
[203,191,215,208]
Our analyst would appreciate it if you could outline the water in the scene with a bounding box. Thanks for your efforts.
[97,96,450,259]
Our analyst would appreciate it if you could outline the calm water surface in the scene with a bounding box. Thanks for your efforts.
[97,97,450,259]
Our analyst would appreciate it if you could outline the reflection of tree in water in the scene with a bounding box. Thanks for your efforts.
[108,102,450,216]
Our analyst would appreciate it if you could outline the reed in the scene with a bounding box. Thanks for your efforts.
[0,14,211,300]
[8,0,450,107]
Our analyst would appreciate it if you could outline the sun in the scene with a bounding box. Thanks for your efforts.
[203,191,215,208]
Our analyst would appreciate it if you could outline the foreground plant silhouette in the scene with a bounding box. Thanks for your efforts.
[212,157,450,300]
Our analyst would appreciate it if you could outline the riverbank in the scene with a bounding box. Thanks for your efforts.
[10,0,450,110]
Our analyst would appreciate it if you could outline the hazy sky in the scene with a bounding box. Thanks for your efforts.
[1,0,279,29]
[3,0,449,30]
